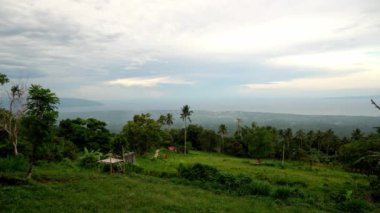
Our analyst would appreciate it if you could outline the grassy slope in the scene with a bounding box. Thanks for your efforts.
[1,151,378,212]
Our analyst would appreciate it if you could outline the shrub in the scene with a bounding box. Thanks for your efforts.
[338,199,372,213]
[125,164,144,174]
[177,163,272,197]
[0,156,28,172]
[247,180,272,196]
[79,148,102,168]
[177,163,220,182]
[273,186,293,200]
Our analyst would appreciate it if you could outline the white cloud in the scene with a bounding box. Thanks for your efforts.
[266,48,380,72]
[108,76,193,87]
[243,70,380,92]
[0,0,379,100]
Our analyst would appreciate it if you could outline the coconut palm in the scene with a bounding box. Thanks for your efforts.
[218,124,227,153]
[180,105,193,154]
[166,113,173,126]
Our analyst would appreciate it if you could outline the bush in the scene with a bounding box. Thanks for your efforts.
[0,156,28,172]
[338,199,372,213]
[273,186,293,200]
[247,180,272,196]
[79,148,102,168]
[177,163,220,182]
[177,163,272,197]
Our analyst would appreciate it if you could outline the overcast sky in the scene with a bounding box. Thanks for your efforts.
[1,0,379,110]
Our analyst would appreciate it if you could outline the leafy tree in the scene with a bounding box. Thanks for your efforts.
[122,113,162,155]
[58,118,112,153]
[186,124,203,150]
[23,85,59,179]
[200,129,219,152]
[218,124,227,153]
[180,105,193,154]
[245,126,274,163]
[351,128,364,141]
[111,133,128,156]
[292,130,308,161]
[157,115,167,126]
[0,73,9,85]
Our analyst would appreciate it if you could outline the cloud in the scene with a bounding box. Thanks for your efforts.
[243,70,380,92]
[266,48,380,72]
[108,76,193,87]
[0,0,379,101]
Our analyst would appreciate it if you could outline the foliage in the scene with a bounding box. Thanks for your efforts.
[177,163,220,182]
[22,84,59,178]
[79,148,102,168]
[177,163,272,196]
[273,186,293,200]
[337,199,372,213]
[0,75,27,156]
[0,155,28,172]
[58,118,113,153]
[245,126,275,161]
[0,73,9,86]
[122,113,162,155]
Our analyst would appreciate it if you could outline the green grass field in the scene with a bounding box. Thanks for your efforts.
[1,151,378,212]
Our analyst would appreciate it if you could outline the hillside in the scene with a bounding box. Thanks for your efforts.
[1,151,377,212]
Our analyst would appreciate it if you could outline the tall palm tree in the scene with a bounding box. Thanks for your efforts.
[218,124,227,153]
[166,113,173,127]
[180,105,193,154]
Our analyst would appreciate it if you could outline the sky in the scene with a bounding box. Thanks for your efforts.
[0,0,380,113]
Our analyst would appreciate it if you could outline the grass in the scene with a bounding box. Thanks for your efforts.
[1,150,378,212]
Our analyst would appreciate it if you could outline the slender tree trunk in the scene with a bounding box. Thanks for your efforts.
[282,140,285,166]
[221,135,224,153]
[12,141,18,156]
[184,119,187,155]
[11,130,18,156]
[26,161,33,180]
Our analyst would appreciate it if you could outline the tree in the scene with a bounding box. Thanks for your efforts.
[218,124,227,153]
[351,128,364,141]
[0,74,27,156]
[279,128,293,165]
[245,126,274,164]
[122,113,162,155]
[23,84,59,179]
[180,105,193,154]
[200,129,219,152]
[166,113,174,126]
[58,118,112,153]
[0,73,9,85]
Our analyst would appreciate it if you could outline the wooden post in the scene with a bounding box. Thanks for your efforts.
[109,155,112,175]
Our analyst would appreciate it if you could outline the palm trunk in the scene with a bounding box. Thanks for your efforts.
[282,141,285,166]
[221,135,224,153]
[184,119,187,155]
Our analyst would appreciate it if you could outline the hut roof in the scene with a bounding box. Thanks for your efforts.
[97,157,124,164]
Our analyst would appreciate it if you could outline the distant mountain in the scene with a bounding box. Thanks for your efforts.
[326,95,380,100]
[59,98,103,108]
[59,110,380,137]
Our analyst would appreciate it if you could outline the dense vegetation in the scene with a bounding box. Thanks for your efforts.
[1,73,380,212]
